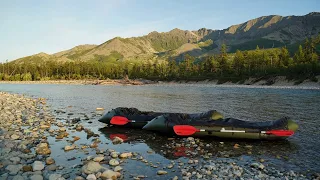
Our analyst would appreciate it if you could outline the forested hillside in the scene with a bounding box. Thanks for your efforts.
[1,35,319,83]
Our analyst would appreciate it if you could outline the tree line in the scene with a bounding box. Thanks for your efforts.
[0,35,319,82]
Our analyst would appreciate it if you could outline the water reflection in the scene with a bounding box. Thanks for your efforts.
[99,127,184,160]
[98,126,299,164]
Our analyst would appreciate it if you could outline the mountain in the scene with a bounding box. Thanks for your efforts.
[13,52,51,64]
[205,12,320,52]
[11,12,320,64]
[52,44,97,60]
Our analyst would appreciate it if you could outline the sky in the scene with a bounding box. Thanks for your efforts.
[0,0,319,62]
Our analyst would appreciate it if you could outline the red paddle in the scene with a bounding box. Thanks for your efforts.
[110,116,136,125]
[173,125,294,137]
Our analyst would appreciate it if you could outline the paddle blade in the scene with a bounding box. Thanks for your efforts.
[173,125,199,136]
[110,116,130,125]
[266,130,294,137]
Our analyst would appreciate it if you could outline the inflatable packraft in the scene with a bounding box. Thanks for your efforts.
[142,114,298,140]
[98,107,223,128]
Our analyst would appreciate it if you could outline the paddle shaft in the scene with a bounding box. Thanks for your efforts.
[197,128,277,134]
[195,128,252,133]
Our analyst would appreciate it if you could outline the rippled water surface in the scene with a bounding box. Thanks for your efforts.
[1,83,320,177]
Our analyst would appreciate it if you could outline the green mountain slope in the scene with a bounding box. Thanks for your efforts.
[10,12,320,64]
[229,38,285,52]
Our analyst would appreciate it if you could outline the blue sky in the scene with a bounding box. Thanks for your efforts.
[0,0,319,62]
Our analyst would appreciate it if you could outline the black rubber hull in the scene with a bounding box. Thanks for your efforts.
[142,115,299,140]
[98,107,223,128]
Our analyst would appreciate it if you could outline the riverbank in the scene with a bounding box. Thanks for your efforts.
[1,76,319,88]
[166,76,320,88]
[0,79,155,86]
[1,91,319,179]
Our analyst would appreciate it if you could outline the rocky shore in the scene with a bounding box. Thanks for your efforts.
[0,76,319,88]
[0,92,124,180]
[166,76,320,88]
[0,92,318,180]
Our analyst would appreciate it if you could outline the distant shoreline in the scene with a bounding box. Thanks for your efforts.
[0,79,155,86]
[0,76,319,88]
[165,76,320,88]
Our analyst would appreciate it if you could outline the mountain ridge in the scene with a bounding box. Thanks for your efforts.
[11,12,320,64]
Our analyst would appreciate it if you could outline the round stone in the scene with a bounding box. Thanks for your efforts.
[109,159,119,166]
[86,174,96,180]
[157,170,168,175]
[30,174,44,180]
[32,161,44,171]
[46,157,55,165]
[114,166,123,172]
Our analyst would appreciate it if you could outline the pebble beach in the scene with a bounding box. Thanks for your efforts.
[0,92,319,180]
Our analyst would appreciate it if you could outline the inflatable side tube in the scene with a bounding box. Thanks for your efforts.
[100,108,223,129]
[143,116,298,140]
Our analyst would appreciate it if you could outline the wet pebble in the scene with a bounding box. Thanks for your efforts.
[119,152,132,158]
[109,159,120,166]
[32,161,44,171]
[6,164,23,175]
[86,174,96,180]
[157,170,167,175]
[93,156,104,162]
[11,134,20,140]
[82,161,104,174]
[22,165,32,172]
[111,152,119,158]
[251,162,265,170]
[30,174,44,180]
[64,144,76,151]
[10,157,21,164]
[75,176,85,180]
[35,143,51,155]
[112,136,124,144]
[46,157,55,165]
[46,164,57,171]
[12,175,24,180]
[114,166,123,172]
[48,173,64,180]
[101,169,120,179]
[167,164,174,169]
[96,108,104,111]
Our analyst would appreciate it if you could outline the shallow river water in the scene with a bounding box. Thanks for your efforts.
[1,83,319,178]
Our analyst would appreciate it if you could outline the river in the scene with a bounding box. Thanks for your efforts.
[0,83,319,178]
